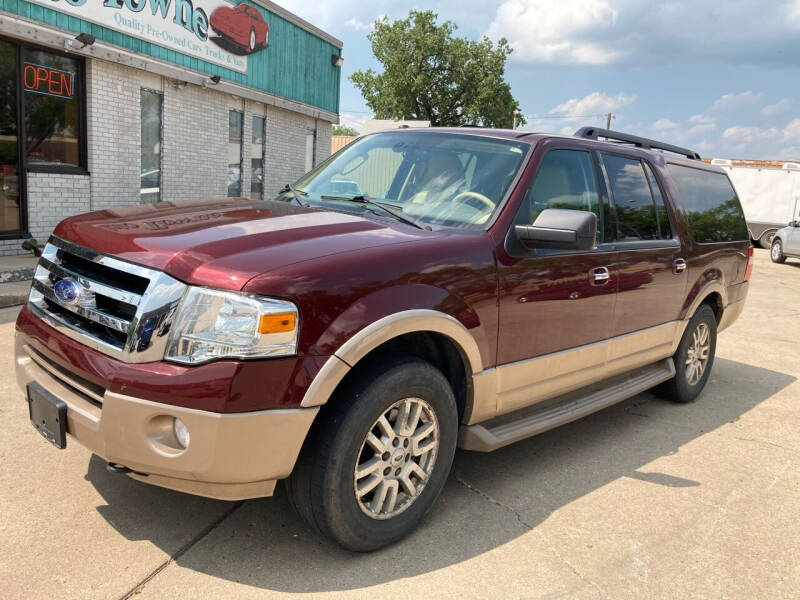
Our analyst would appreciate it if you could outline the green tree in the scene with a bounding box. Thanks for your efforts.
[350,10,524,128]
[332,124,359,136]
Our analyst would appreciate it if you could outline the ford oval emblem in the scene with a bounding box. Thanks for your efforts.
[53,278,83,305]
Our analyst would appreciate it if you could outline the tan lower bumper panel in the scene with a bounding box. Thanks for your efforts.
[126,471,278,501]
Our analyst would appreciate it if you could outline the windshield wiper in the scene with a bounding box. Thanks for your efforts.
[320,194,431,231]
[280,183,310,207]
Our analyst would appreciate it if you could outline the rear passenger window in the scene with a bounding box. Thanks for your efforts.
[602,154,660,241]
[526,150,600,225]
[644,162,673,239]
[666,164,749,243]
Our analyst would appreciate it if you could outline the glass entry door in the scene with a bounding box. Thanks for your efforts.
[0,40,21,232]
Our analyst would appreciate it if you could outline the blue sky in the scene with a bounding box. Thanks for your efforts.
[283,0,800,159]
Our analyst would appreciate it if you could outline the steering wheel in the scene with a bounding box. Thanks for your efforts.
[447,191,495,225]
[451,191,495,213]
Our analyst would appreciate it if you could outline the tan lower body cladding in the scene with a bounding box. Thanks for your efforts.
[15,336,319,500]
[467,302,742,423]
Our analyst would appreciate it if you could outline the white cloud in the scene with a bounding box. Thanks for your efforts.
[651,119,680,132]
[344,18,373,32]
[761,99,793,120]
[688,114,716,126]
[709,92,763,113]
[549,92,637,117]
[722,119,800,145]
[719,119,800,158]
[487,0,800,66]
[344,16,385,32]
[487,0,620,65]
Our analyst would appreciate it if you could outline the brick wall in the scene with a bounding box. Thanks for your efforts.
[0,173,90,256]
[263,106,327,198]
[161,83,230,202]
[86,60,141,211]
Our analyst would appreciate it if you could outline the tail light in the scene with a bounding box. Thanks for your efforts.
[744,246,754,281]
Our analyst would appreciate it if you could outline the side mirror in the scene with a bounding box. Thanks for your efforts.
[515,208,597,251]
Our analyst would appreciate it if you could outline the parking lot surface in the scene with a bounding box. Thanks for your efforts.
[1,249,799,599]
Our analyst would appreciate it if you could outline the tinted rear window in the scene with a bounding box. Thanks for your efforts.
[666,164,748,243]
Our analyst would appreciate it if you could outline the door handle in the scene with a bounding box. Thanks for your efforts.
[589,266,610,285]
[673,258,687,274]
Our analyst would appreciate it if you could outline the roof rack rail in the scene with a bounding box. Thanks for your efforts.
[575,127,702,161]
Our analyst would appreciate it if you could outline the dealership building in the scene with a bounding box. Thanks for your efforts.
[0,0,341,255]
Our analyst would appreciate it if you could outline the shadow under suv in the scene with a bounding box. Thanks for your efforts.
[16,126,751,551]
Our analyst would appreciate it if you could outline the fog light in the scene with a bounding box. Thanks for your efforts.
[173,418,190,449]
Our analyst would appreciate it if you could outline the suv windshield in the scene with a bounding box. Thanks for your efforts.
[291,131,530,229]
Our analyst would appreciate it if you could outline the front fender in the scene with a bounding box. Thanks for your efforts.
[299,285,488,410]
[307,284,488,366]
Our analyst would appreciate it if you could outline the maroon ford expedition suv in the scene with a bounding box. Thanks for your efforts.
[16,127,751,551]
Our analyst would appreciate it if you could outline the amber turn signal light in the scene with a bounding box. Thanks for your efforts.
[258,313,297,334]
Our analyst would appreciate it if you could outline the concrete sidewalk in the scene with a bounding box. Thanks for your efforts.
[1,250,799,600]
[0,253,37,307]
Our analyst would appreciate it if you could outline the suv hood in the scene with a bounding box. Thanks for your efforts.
[53,199,426,290]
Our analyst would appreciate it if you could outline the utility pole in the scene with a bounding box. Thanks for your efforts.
[605,113,613,129]
[513,109,520,130]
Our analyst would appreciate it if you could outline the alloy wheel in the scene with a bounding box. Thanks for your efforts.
[772,241,782,261]
[354,397,439,520]
[685,322,711,386]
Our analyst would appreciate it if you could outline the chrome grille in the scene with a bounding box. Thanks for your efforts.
[28,236,186,363]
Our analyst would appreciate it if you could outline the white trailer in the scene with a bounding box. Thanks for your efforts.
[710,159,800,247]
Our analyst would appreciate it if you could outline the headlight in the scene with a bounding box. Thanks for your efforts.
[165,287,298,364]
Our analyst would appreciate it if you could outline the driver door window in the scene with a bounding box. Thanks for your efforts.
[525,150,601,233]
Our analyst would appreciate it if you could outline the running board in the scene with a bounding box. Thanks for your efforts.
[459,358,675,452]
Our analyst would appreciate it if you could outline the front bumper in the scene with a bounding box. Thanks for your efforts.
[15,335,319,500]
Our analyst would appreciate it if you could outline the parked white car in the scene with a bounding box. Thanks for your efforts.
[771,217,800,263]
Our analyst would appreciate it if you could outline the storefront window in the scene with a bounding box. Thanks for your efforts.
[22,48,82,168]
[140,89,163,204]
[228,109,243,197]
[0,40,20,232]
[251,115,265,200]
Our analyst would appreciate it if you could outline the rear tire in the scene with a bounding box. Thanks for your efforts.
[286,355,458,552]
[771,239,787,263]
[656,304,717,403]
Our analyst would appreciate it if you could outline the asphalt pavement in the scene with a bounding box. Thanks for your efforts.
[1,248,798,599]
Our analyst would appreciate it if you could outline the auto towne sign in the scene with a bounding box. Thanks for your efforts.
[28,0,267,73]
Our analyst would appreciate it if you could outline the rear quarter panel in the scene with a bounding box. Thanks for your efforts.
[656,160,750,318]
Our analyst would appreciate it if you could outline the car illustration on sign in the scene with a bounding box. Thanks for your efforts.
[210,4,269,55]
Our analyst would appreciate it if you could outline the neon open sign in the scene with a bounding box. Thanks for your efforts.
[23,63,75,99]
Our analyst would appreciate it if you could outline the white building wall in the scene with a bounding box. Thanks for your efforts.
[264,106,318,198]
[0,173,91,255]
[161,82,229,202]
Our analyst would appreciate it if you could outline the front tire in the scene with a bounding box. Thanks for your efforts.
[248,28,256,52]
[771,238,787,263]
[287,356,458,552]
[656,304,717,403]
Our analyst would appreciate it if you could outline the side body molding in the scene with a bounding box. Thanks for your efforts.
[300,310,489,416]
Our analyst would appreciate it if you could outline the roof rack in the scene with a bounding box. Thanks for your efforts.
[575,127,702,161]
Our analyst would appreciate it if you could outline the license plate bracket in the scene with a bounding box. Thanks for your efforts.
[27,382,67,449]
